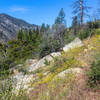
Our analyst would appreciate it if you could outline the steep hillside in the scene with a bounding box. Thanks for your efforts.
[0,13,37,42]
[0,33,100,100]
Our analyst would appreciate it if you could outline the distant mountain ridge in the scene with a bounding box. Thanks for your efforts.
[0,13,38,42]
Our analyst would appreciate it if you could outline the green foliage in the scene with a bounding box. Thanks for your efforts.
[0,28,42,78]
[23,28,29,41]
[40,23,46,33]
[17,29,23,40]
[88,21,100,30]
[72,16,80,36]
[55,8,66,24]
[88,53,100,87]
[28,28,33,41]
[78,29,89,40]
[96,29,100,35]
[0,78,13,100]
[44,59,50,66]
[39,36,61,58]
[0,78,29,100]
[64,30,75,44]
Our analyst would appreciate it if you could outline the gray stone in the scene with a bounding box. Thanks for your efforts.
[53,68,83,79]
[63,38,84,52]
[27,52,61,72]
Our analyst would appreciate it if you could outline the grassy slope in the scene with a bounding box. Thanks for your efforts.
[25,34,100,100]
[1,34,100,100]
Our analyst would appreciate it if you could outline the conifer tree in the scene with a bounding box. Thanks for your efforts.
[35,27,39,34]
[23,28,29,41]
[72,16,78,35]
[29,28,33,41]
[55,17,60,24]
[46,24,50,31]
[17,28,23,40]
[40,23,46,33]
[55,8,66,24]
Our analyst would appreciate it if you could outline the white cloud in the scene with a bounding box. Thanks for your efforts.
[9,6,28,12]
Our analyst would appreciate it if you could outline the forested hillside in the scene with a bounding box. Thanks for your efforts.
[0,13,37,42]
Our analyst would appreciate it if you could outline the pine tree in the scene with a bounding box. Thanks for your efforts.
[72,16,78,35]
[17,28,23,40]
[46,24,50,31]
[23,28,29,41]
[35,27,39,34]
[55,17,60,24]
[55,8,66,24]
[40,23,46,33]
[29,28,33,41]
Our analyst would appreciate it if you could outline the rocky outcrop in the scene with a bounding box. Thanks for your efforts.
[63,38,84,52]
[54,68,83,79]
[12,52,61,93]
[27,52,61,72]
[11,38,84,94]
[12,72,35,93]
[28,38,84,72]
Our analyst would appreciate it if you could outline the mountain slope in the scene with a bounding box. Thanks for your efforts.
[0,13,37,42]
[0,33,100,99]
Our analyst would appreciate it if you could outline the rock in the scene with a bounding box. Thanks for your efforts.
[13,69,19,75]
[27,52,61,72]
[11,52,62,93]
[27,38,83,72]
[12,72,35,93]
[50,52,61,57]
[63,38,84,52]
[25,59,38,66]
[54,68,83,79]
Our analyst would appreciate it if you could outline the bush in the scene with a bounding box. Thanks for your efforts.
[39,36,61,58]
[0,78,29,100]
[96,29,100,35]
[64,30,75,44]
[88,53,100,87]
[78,29,89,40]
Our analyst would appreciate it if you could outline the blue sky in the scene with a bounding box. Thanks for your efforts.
[0,0,98,26]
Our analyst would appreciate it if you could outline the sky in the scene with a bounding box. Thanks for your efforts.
[0,0,99,26]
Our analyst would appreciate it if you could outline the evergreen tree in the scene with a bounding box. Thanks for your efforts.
[35,27,39,34]
[17,29,23,40]
[55,8,66,24]
[72,16,78,35]
[55,17,60,24]
[29,28,33,41]
[46,24,50,31]
[40,23,46,33]
[23,28,29,41]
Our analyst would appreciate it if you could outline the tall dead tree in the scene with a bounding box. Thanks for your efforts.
[72,0,90,26]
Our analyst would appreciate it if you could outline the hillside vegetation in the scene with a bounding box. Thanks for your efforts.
[0,30,100,100]
[0,7,100,100]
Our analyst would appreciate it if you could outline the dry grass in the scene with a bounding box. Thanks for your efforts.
[27,34,100,100]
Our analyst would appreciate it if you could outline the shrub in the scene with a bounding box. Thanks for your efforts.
[0,78,29,100]
[78,29,89,40]
[96,29,100,35]
[64,31,75,44]
[38,72,44,79]
[88,53,100,87]
[39,36,61,58]
[89,29,96,36]
[44,59,50,66]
